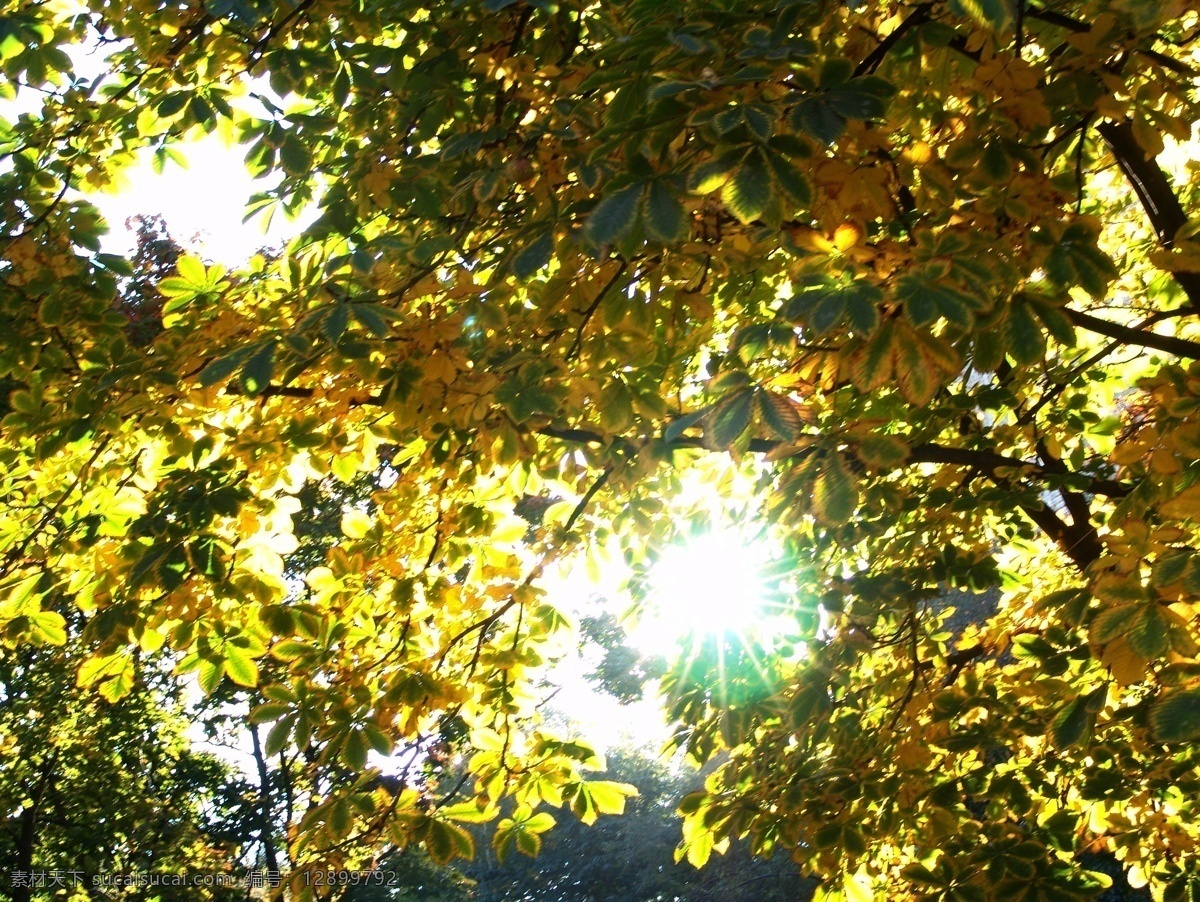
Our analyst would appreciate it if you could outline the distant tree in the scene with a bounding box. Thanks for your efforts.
[113,214,181,347]
[0,630,251,901]
[457,745,815,902]
[578,613,667,706]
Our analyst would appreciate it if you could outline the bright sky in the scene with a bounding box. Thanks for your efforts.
[87,136,318,264]
[2,38,315,265]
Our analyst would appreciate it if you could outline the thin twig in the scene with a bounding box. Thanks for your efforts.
[565,261,629,360]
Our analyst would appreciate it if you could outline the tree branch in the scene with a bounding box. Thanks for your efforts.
[1097,119,1200,310]
[1064,306,1200,358]
[1019,501,1103,569]
[1025,5,1197,75]
[1037,438,1094,531]
[245,0,317,73]
[2,179,70,246]
[854,3,933,77]
[565,261,629,360]
[0,437,112,575]
[533,426,1131,498]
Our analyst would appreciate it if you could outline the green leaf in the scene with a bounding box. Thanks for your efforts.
[363,724,392,755]
[758,390,803,439]
[322,303,351,343]
[586,183,645,245]
[38,294,65,326]
[328,797,353,840]
[350,302,392,337]
[900,863,944,887]
[599,379,634,433]
[97,663,135,703]
[198,658,225,694]
[722,153,772,223]
[785,276,881,336]
[239,341,276,396]
[493,824,518,864]
[894,326,936,405]
[644,181,689,243]
[442,801,500,824]
[1028,297,1077,346]
[687,155,740,194]
[1151,688,1200,743]
[708,390,755,447]
[515,827,542,857]
[789,97,846,144]
[279,134,312,174]
[647,80,697,101]
[271,638,312,661]
[249,701,291,724]
[28,610,66,645]
[586,780,638,816]
[1051,695,1090,749]
[855,434,910,469]
[1127,606,1170,660]
[765,151,811,209]
[176,254,207,285]
[1005,302,1045,366]
[1044,223,1118,297]
[895,275,979,328]
[524,811,557,832]
[849,320,896,391]
[815,822,843,848]
[845,285,881,334]
[949,0,1014,30]
[264,714,295,756]
[972,327,1006,373]
[1090,604,1140,645]
[664,408,710,444]
[668,31,709,54]
[712,106,746,136]
[198,350,248,388]
[157,92,189,117]
[1155,551,1194,587]
[569,783,598,824]
[742,105,775,141]
[223,645,259,687]
[814,454,857,523]
[187,536,226,581]
[342,729,368,769]
[512,229,555,279]
[980,141,1011,181]
[158,277,198,301]
[827,81,889,120]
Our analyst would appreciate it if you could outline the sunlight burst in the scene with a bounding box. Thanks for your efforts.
[630,529,780,657]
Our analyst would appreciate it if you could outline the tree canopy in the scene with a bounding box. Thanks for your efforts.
[5,0,1200,898]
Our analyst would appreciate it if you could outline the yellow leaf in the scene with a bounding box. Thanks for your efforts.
[1101,637,1147,686]
[332,452,362,484]
[341,509,373,539]
[683,830,714,868]
[833,222,863,251]
[492,515,529,544]
[1110,441,1148,466]
[1161,485,1200,520]
[844,873,875,902]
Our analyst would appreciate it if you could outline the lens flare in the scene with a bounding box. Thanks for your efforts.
[630,529,781,657]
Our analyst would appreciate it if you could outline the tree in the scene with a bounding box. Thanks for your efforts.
[5,0,1200,899]
[0,628,253,902]
[456,744,817,901]
[114,213,183,348]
